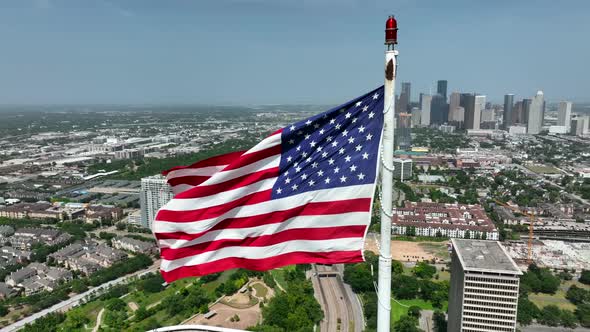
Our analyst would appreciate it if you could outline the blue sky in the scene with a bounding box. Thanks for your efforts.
[0,0,589,105]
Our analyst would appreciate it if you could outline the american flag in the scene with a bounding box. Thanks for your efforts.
[153,86,385,282]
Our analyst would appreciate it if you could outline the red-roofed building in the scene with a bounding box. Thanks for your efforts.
[392,201,499,240]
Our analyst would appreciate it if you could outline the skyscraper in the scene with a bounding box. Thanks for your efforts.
[140,175,174,229]
[401,82,411,102]
[431,94,448,125]
[420,94,432,126]
[437,80,448,100]
[571,115,590,136]
[395,113,412,150]
[557,101,573,131]
[463,94,484,130]
[448,92,464,125]
[449,92,460,116]
[411,107,421,127]
[503,94,514,129]
[448,239,521,332]
[527,91,545,134]
[522,99,532,124]
[396,92,409,114]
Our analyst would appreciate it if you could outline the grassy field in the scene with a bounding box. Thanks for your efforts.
[529,290,576,311]
[529,280,589,311]
[418,242,450,260]
[251,283,268,298]
[436,270,451,282]
[525,164,562,174]
[391,298,448,323]
[270,265,295,291]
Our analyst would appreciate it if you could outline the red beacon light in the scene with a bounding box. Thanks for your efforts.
[385,15,398,46]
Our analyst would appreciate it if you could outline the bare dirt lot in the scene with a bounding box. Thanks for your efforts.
[186,302,261,330]
[364,235,450,262]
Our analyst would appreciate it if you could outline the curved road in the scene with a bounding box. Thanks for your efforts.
[0,262,159,332]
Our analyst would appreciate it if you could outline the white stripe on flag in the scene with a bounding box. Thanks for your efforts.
[162,178,276,214]
[154,184,373,233]
[242,132,281,155]
[166,165,228,179]
[160,237,364,272]
[158,211,368,249]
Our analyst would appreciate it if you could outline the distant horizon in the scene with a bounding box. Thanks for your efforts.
[0,0,589,105]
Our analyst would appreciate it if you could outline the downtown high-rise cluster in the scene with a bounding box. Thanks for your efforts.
[393,80,589,149]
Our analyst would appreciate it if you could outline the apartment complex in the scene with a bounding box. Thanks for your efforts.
[140,175,174,229]
[391,202,499,240]
[448,239,522,332]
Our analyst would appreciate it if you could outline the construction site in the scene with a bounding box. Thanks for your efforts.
[504,240,590,271]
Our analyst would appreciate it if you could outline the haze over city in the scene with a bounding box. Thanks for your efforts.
[1,0,590,104]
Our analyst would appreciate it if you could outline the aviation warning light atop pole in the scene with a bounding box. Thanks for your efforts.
[378,15,398,332]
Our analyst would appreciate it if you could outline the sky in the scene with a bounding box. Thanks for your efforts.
[0,0,589,105]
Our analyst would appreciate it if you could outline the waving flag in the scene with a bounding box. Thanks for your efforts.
[153,87,385,282]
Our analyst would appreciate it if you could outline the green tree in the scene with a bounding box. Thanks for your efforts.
[71,279,88,293]
[256,277,323,331]
[561,310,577,328]
[343,262,374,293]
[413,262,437,279]
[575,303,590,327]
[517,295,540,325]
[538,305,561,326]
[59,309,89,331]
[394,315,423,332]
[134,306,151,322]
[0,305,8,317]
[580,269,590,285]
[393,275,420,300]
[408,306,421,319]
[566,285,590,305]
[433,310,447,332]
[106,298,127,312]
[392,260,404,276]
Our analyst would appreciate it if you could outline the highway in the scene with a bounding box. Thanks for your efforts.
[0,262,160,332]
[311,264,364,332]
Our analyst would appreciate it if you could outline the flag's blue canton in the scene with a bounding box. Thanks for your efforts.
[272,86,385,199]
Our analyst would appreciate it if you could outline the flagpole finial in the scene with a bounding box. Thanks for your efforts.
[385,15,398,50]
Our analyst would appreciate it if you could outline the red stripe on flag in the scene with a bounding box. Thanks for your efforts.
[156,189,273,223]
[162,150,246,176]
[167,175,210,188]
[160,250,363,282]
[155,198,372,241]
[221,144,281,171]
[174,167,279,199]
[159,225,366,261]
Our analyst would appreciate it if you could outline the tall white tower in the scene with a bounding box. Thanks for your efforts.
[557,101,572,131]
[420,94,432,126]
[527,91,545,134]
[140,175,174,229]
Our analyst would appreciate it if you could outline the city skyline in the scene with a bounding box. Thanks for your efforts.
[0,0,589,105]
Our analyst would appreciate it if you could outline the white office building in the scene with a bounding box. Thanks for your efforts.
[448,239,522,332]
[393,158,412,181]
[571,115,590,136]
[140,175,174,229]
[557,101,572,131]
[420,95,432,126]
[527,91,545,135]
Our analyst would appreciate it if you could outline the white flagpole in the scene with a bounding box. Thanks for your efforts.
[378,15,398,332]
